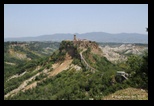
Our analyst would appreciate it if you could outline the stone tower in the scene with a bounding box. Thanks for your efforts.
[74,35,77,41]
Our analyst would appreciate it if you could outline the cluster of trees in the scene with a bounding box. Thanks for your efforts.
[126,52,148,90]
[27,42,60,56]
[56,41,80,62]
[4,41,60,62]
[82,49,117,72]
[6,67,128,100]
[59,41,73,50]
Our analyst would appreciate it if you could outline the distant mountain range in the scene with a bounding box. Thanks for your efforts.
[4,32,148,43]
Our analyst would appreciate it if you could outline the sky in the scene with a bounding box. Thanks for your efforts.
[4,4,148,38]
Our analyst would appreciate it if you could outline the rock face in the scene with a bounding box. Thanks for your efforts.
[69,64,81,71]
[99,44,148,63]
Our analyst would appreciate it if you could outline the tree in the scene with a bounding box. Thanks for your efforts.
[126,55,142,74]
[87,47,91,53]
[140,52,148,89]
[126,52,148,89]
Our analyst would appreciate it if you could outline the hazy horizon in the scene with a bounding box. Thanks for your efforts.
[4,4,148,38]
[4,31,148,39]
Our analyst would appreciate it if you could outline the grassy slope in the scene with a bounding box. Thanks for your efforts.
[102,87,148,100]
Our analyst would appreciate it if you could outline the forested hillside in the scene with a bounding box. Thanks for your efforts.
[4,41,59,81]
[4,41,148,100]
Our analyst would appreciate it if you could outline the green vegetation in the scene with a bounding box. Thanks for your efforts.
[126,52,148,90]
[82,48,116,72]
[4,41,148,100]
[6,68,128,100]
[35,73,47,81]
[4,41,59,73]
[4,41,59,97]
